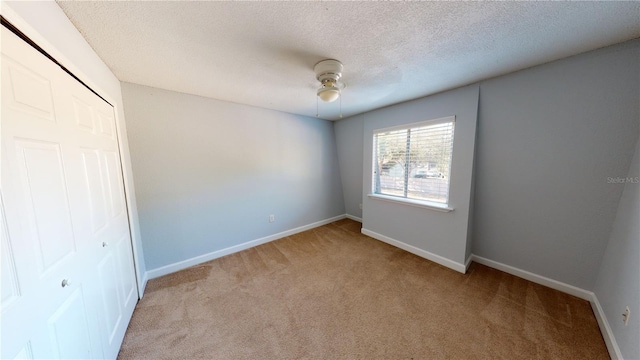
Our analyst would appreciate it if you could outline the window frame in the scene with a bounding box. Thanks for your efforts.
[370,115,456,212]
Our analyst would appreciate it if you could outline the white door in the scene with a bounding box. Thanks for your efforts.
[1,25,137,359]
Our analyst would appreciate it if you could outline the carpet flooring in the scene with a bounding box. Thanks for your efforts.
[118,219,609,359]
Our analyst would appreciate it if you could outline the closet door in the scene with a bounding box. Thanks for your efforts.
[64,57,138,360]
[1,26,137,359]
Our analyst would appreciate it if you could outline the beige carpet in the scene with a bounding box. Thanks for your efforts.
[118,219,608,359]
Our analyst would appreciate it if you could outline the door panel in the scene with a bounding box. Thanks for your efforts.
[96,252,123,345]
[14,140,77,273]
[72,96,96,133]
[116,234,137,309]
[80,149,109,234]
[0,230,21,309]
[103,151,125,218]
[46,287,96,359]
[4,57,56,122]
[1,196,21,311]
[97,111,114,139]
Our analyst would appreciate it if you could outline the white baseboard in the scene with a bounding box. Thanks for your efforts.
[146,214,347,280]
[464,255,473,272]
[469,254,592,301]
[345,214,362,222]
[590,293,623,360]
[361,228,466,273]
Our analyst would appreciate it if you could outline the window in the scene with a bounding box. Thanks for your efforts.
[372,116,455,208]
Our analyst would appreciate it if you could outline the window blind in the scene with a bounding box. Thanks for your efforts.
[373,117,455,204]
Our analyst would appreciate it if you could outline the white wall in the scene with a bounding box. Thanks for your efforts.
[473,39,639,290]
[1,0,147,294]
[594,140,639,360]
[121,83,345,271]
[334,114,364,219]
[361,85,479,270]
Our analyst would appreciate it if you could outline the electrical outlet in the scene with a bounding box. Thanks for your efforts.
[269,214,275,223]
[359,203,363,210]
[623,307,630,326]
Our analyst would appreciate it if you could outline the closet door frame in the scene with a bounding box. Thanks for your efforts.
[0,6,146,299]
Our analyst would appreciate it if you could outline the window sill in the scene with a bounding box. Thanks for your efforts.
[367,193,454,213]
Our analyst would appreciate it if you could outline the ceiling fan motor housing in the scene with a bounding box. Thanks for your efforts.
[315,59,343,85]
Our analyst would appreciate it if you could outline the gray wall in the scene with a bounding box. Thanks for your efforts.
[122,83,344,271]
[334,39,639,289]
[472,40,639,290]
[362,85,479,267]
[334,114,364,219]
[594,140,639,360]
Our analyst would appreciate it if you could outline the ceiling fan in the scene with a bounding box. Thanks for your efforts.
[314,59,344,118]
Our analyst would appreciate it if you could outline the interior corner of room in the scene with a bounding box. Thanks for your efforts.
[1,1,638,359]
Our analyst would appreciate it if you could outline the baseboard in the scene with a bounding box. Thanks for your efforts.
[146,214,347,280]
[464,255,473,272]
[590,293,623,360]
[361,228,466,273]
[470,254,592,301]
[345,214,362,222]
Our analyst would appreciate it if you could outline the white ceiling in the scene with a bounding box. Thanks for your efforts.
[56,1,640,120]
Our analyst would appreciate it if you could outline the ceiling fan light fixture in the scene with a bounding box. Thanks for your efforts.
[317,86,340,102]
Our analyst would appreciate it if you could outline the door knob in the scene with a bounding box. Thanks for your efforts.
[102,242,108,247]
[61,279,71,288]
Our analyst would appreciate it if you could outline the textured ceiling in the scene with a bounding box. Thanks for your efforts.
[56,1,640,120]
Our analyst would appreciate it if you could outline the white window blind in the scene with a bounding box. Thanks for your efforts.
[372,116,455,205]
